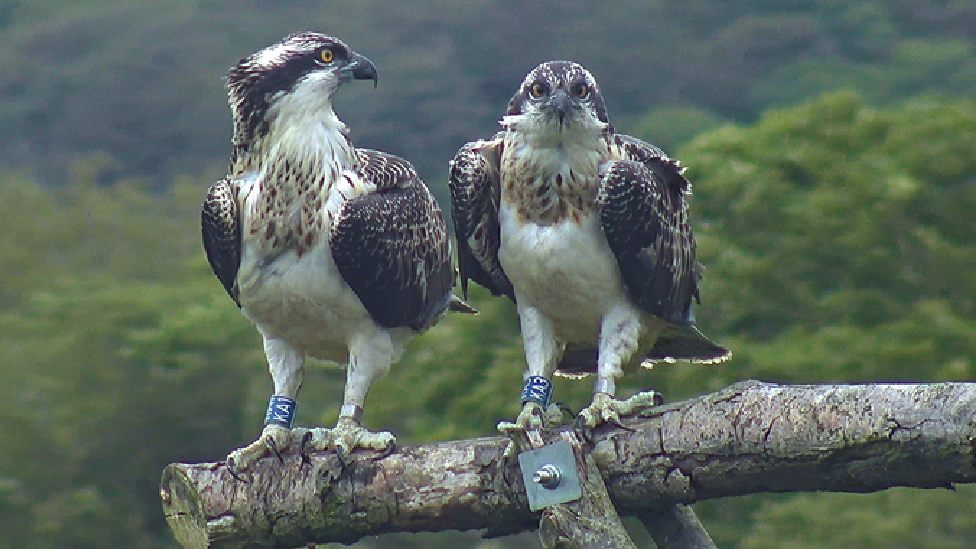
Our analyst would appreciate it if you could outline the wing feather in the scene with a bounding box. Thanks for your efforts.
[448,137,515,302]
[331,150,454,331]
[201,178,242,306]
[600,135,729,363]
[601,136,700,324]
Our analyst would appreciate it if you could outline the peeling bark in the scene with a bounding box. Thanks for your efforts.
[161,381,976,549]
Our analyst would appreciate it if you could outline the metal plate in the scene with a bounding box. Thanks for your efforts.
[517,440,582,511]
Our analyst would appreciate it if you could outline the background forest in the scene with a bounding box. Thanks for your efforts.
[1,1,974,548]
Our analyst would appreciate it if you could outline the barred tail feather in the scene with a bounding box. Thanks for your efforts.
[642,324,731,365]
[554,326,730,377]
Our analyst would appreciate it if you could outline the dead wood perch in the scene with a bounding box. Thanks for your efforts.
[161,380,976,548]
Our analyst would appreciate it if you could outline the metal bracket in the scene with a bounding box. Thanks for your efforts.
[517,440,582,511]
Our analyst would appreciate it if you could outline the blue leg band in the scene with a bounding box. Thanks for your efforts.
[264,395,297,428]
[521,375,553,407]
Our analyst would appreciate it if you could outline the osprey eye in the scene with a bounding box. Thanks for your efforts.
[319,49,335,63]
[529,83,547,98]
[575,84,589,99]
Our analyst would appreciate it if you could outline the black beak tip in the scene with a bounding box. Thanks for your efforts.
[350,53,379,88]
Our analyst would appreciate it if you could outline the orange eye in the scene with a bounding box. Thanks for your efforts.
[575,84,589,98]
[319,49,334,63]
[530,82,546,98]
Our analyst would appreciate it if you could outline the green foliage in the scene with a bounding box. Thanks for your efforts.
[0,174,260,547]
[677,92,975,548]
[0,91,973,549]
[0,2,974,546]
[1,0,975,199]
[739,487,976,549]
[628,105,728,157]
[685,92,975,383]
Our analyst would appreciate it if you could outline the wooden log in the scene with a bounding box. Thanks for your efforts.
[161,381,976,548]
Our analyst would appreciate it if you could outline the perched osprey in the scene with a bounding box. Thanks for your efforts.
[449,61,729,432]
[203,32,470,472]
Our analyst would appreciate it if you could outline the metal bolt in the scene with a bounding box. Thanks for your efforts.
[532,464,562,489]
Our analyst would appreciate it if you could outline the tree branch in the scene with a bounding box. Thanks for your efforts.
[161,381,976,548]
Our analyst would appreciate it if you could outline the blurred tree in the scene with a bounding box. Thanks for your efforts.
[0,0,974,199]
[0,9,973,543]
[627,105,728,158]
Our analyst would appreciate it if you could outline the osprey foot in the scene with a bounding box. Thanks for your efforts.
[497,402,568,456]
[578,390,663,429]
[299,419,395,463]
[226,423,292,479]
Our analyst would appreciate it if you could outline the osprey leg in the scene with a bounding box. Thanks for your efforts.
[227,338,305,475]
[579,304,661,427]
[301,330,396,459]
[499,305,564,448]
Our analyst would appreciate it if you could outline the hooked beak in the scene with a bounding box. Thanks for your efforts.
[342,51,378,88]
[551,88,572,124]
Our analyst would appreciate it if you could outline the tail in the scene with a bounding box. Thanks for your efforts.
[448,294,478,315]
[553,325,730,377]
[554,344,599,378]
[643,324,730,364]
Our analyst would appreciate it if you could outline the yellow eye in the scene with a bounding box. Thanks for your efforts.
[319,49,334,63]
[530,83,546,98]
[575,84,589,98]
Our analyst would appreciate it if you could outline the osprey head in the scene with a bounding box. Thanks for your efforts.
[226,32,378,145]
[503,61,611,135]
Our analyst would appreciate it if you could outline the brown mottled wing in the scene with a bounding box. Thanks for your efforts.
[601,134,730,363]
[201,178,242,306]
[448,137,515,302]
[331,149,454,331]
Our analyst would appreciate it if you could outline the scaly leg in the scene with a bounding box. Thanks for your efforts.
[301,329,396,461]
[227,337,304,475]
[579,304,661,428]
[498,305,563,439]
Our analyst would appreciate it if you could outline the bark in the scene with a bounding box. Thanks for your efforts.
[521,426,638,549]
[639,505,716,549]
[161,381,976,549]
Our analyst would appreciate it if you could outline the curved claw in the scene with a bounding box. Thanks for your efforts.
[554,402,576,419]
[225,458,250,483]
[326,420,396,464]
[267,436,285,464]
[574,413,595,445]
[498,401,561,456]
[224,423,292,479]
[334,444,348,471]
[376,439,397,460]
[298,430,314,466]
[578,390,663,430]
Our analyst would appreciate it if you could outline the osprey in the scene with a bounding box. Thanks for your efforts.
[203,32,470,472]
[449,61,729,433]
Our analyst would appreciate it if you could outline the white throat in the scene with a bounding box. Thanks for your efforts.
[261,88,357,175]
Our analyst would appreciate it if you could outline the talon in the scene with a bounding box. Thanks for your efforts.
[578,390,662,429]
[544,402,571,426]
[555,402,575,418]
[376,439,397,460]
[224,423,292,475]
[299,430,313,465]
[225,458,248,483]
[335,445,348,470]
[320,420,395,465]
[607,416,634,432]
[267,436,285,463]
[574,414,594,444]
